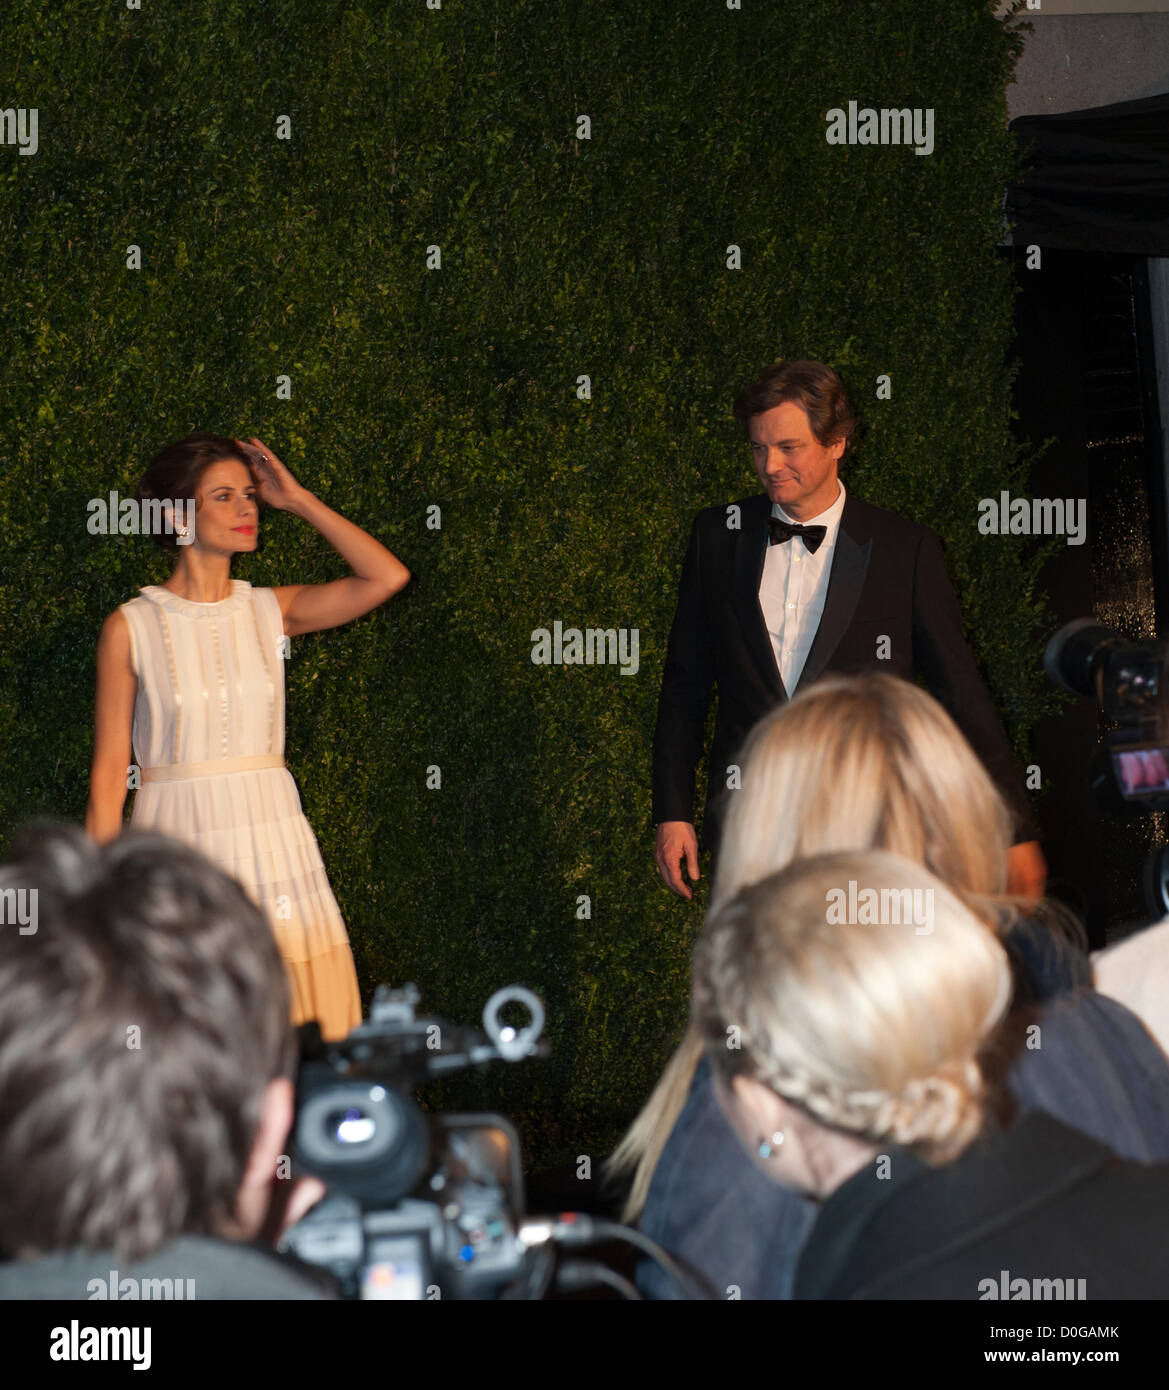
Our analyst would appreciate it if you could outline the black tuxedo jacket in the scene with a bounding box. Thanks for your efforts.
[651,488,1037,856]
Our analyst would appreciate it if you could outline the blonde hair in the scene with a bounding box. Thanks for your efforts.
[692,849,1013,1163]
[611,672,1059,1218]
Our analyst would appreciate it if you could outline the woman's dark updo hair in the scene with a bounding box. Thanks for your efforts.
[134,433,254,552]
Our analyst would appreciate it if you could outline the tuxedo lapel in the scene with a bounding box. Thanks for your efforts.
[732,491,873,702]
[795,497,872,693]
[733,494,787,700]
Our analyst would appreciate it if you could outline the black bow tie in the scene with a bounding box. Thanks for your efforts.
[768,516,827,554]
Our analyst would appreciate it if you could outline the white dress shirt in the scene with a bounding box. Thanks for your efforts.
[759,478,848,693]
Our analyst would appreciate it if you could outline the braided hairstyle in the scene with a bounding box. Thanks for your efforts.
[691,847,1012,1166]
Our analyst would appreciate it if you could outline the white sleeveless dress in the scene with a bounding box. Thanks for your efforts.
[119,579,362,1041]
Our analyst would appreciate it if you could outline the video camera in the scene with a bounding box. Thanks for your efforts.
[277,982,697,1300]
[1045,619,1169,813]
[1045,618,1169,911]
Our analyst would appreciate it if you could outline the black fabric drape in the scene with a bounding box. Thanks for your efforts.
[1007,93,1169,255]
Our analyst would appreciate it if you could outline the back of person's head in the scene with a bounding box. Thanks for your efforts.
[610,672,1035,1216]
[692,849,1013,1166]
[0,821,295,1263]
[710,672,1013,916]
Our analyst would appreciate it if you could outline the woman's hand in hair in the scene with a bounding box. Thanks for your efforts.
[235,437,308,511]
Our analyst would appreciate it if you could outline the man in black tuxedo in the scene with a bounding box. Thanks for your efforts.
[651,359,1046,901]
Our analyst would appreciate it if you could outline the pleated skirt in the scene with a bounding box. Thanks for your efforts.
[130,765,363,1041]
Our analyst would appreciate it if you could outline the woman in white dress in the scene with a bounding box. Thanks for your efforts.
[85,432,410,1041]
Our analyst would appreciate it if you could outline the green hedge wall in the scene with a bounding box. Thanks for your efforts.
[0,0,1060,1175]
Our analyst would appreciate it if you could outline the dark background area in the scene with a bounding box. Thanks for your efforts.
[1008,252,1168,947]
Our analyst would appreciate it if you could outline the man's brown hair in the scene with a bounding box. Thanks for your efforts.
[0,821,296,1262]
[732,359,860,460]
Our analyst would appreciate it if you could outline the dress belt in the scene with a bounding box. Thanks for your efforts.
[140,754,286,783]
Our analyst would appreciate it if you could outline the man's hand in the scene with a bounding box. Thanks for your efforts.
[1006,839,1047,905]
[655,821,701,899]
[258,1173,329,1246]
